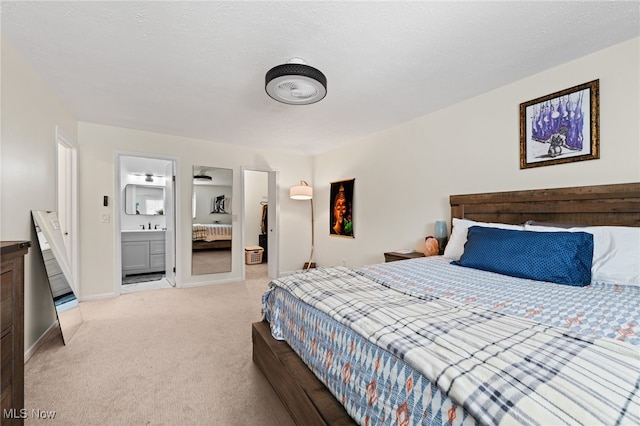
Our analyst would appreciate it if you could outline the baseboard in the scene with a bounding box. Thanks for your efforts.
[24,321,60,363]
[182,277,241,288]
[78,291,118,302]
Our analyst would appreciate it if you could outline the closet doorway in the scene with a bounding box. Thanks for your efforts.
[117,154,178,293]
[242,168,278,280]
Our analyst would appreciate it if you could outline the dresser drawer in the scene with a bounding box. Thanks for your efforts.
[1,270,12,334]
[1,241,29,424]
[1,333,12,412]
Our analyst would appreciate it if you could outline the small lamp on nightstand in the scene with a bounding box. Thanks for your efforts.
[424,236,439,257]
[434,221,448,255]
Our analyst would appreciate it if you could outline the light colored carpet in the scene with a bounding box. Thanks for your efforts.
[192,249,232,275]
[24,263,294,425]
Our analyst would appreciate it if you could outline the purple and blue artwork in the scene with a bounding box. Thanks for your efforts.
[527,88,591,160]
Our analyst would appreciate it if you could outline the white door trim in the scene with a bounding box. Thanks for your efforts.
[267,170,279,278]
[55,126,79,293]
[164,161,176,286]
[114,151,181,295]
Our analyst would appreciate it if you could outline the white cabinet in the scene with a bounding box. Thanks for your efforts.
[122,231,165,276]
[149,240,165,269]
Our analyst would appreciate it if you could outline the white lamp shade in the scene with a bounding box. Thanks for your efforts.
[290,185,313,200]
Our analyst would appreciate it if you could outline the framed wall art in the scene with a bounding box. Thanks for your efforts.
[519,79,599,169]
[211,195,230,214]
[329,178,354,238]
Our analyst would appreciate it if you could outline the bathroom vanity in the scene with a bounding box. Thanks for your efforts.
[121,230,165,276]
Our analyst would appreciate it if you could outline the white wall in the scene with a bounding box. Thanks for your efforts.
[1,38,78,351]
[76,123,313,298]
[313,38,640,268]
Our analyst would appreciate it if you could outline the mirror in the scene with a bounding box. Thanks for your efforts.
[192,166,232,275]
[124,184,165,215]
[31,210,83,345]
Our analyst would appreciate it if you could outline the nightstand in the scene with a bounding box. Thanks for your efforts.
[383,251,425,263]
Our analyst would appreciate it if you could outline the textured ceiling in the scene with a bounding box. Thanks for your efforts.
[2,1,639,155]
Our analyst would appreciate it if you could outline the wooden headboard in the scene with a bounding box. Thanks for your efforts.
[450,182,640,227]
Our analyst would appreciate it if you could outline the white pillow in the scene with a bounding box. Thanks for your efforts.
[524,224,640,286]
[443,218,524,261]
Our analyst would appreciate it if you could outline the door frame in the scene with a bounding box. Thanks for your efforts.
[163,161,176,286]
[241,167,279,280]
[114,152,180,294]
[55,126,79,292]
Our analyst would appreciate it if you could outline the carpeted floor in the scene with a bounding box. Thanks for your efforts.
[192,249,232,275]
[24,263,294,425]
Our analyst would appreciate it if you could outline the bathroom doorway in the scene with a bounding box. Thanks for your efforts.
[117,154,178,293]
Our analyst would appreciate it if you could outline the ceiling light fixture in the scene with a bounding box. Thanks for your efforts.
[193,174,212,181]
[265,58,327,105]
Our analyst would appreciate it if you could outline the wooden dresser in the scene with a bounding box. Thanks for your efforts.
[1,241,30,424]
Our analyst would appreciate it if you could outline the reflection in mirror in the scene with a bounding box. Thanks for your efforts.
[192,166,232,275]
[124,184,165,215]
[31,211,83,345]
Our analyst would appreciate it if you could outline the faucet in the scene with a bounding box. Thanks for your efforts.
[155,224,160,230]
[140,224,145,230]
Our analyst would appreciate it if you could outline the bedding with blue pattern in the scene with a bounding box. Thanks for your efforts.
[263,257,640,425]
[361,256,639,346]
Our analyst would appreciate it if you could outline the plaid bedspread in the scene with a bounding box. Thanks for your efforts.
[361,257,640,346]
[266,266,640,425]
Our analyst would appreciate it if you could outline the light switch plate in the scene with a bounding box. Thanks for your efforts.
[101,213,110,223]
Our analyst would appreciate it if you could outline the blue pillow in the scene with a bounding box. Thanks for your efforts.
[452,226,593,286]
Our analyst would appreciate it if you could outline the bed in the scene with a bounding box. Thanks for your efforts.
[192,223,232,250]
[253,182,640,425]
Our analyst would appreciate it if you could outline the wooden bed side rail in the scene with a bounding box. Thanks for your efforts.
[252,321,357,426]
[450,182,640,227]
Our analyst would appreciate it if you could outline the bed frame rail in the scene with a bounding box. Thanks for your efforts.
[252,321,356,426]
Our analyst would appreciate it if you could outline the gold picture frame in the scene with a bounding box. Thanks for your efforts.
[520,80,599,169]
